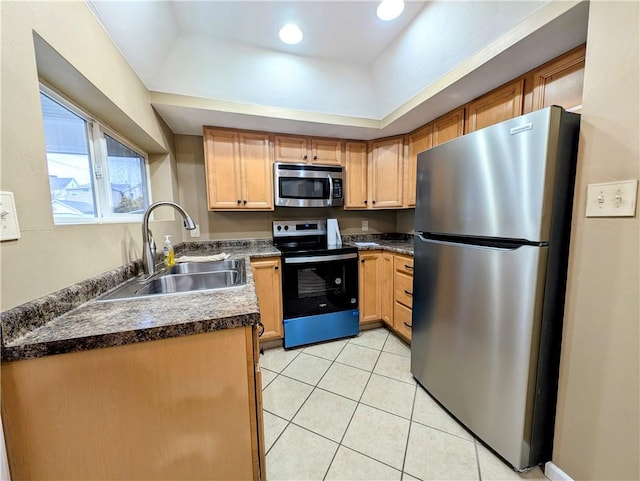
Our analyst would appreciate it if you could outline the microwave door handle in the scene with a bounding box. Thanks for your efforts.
[328,175,333,205]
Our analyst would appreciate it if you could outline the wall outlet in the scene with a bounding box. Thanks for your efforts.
[362,220,369,231]
[190,224,201,238]
[585,179,638,217]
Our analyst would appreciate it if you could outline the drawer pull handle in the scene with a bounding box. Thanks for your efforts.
[257,321,265,337]
[404,264,413,270]
[404,290,413,296]
[403,322,412,330]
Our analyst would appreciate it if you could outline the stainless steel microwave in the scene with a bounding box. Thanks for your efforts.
[274,162,344,207]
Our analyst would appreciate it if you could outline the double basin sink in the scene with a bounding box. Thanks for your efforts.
[99,258,246,302]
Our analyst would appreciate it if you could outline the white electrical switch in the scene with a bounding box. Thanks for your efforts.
[585,179,638,217]
[0,192,21,241]
[190,224,201,238]
[362,220,369,231]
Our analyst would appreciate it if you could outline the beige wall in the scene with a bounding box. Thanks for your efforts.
[175,135,397,240]
[0,1,183,310]
[552,2,639,480]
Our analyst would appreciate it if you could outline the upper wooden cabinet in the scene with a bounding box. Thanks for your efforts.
[530,44,586,113]
[407,124,433,207]
[344,141,368,209]
[273,134,343,165]
[465,79,524,133]
[367,136,405,209]
[203,128,273,211]
[432,107,465,147]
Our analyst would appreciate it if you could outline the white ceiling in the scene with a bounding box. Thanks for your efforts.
[87,0,589,139]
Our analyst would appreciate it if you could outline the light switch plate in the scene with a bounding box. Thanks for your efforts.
[585,179,638,217]
[362,220,369,231]
[0,191,21,241]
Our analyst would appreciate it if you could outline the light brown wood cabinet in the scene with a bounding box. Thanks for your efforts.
[1,326,266,480]
[367,136,405,209]
[344,141,368,209]
[273,134,343,165]
[407,124,433,207]
[203,127,273,210]
[432,107,465,147]
[380,252,395,327]
[393,254,414,341]
[465,79,524,133]
[251,257,283,341]
[530,44,586,113]
[359,251,382,323]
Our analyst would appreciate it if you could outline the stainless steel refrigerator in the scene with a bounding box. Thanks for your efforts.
[411,106,580,470]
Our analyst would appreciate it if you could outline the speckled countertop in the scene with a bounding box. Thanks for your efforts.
[1,236,413,362]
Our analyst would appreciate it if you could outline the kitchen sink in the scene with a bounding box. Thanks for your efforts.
[166,259,242,275]
[98,258,246,302]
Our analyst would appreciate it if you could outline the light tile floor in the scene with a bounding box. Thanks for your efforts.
[261,327,549,481]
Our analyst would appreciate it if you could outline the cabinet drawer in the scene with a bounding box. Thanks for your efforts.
[394,255,414,276]
[394,302,412,341]
[394,271,413,308]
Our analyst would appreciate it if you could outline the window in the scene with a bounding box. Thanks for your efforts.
[40,85,150,224]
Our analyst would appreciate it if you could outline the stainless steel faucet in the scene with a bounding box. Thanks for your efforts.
[142,201,196,276]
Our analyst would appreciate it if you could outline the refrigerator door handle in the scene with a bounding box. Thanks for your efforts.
[416,233,538,250]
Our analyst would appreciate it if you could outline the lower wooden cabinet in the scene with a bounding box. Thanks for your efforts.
[393,254,414,342]
[358,251,414,342]
[251,257,283,340]
[359,251,382,323]
[1,326,266,480]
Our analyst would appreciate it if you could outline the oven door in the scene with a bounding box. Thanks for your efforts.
[281,252,358,319]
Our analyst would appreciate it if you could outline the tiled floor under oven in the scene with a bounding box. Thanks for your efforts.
[260,327,548,481]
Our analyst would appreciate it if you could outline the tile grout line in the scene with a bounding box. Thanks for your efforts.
[475,440,483,481]
[400,383,419,479]
[322,330,389,481]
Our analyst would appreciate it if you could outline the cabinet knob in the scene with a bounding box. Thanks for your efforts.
[303,154,308,160]
[361,259,365,263]
[274,265,279,270]
[372,200,376,204]
[243,200,247,204]
[313,155,318,160]
[237,200,241,204]
[364,200,368,204]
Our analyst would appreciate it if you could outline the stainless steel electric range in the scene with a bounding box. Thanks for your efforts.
[273,220,359,348]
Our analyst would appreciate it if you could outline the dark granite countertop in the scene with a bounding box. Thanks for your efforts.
[1,236,413,362]
[1,242,280,362]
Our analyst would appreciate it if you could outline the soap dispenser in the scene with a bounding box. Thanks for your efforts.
[163,235,175,267]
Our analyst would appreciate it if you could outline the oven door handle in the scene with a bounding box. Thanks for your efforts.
[284,252,358,264]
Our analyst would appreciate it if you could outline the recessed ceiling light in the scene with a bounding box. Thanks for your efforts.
[279,24,303,45]
[377,0,405,21]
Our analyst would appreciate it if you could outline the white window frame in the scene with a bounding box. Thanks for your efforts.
[40,83,152,225]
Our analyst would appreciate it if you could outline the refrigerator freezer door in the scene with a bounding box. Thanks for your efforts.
[411,235,548,469]
[415,107,567,242]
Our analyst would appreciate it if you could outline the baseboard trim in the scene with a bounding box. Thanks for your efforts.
[545,462,574,481]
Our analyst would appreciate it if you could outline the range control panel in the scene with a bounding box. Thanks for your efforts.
[273,220,327,237]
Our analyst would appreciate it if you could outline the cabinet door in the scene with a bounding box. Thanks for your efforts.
[239,132,274,210]
[251,257,283,340]
[311,138,343,165]
[344,141,368,209]
[466,79,524,133]
[369,137,404,209]
[380,252,395,327]
[274,135,308,163]
[531,44,585,113]
[432,108,465,147]
[359,251,381,323]
[407,125,433,207]
[203,128,242,210]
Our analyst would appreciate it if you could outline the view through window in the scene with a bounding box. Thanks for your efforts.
[40,88,150,223]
